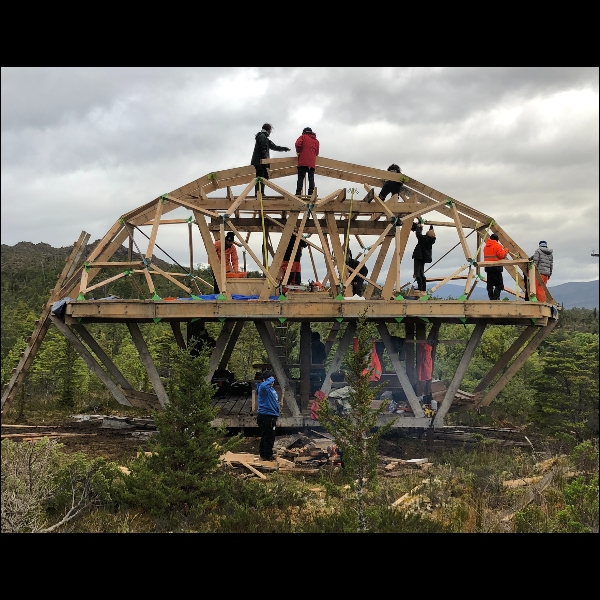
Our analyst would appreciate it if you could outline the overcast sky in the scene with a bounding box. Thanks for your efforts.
[2,67,598,288]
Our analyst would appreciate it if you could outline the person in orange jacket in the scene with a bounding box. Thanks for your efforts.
[210,231,239,293]
[484,233,509,300]
[295,127,320,196]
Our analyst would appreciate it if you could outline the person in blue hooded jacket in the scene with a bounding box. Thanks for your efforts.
[256,370,280,461]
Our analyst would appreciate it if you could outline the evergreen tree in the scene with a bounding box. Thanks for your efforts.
[317,317,394,532]
[124,343,241,514]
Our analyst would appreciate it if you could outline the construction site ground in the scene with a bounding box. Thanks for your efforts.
[1,413,538,478]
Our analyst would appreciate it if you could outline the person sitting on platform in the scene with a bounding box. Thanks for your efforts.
[210,231,239,294]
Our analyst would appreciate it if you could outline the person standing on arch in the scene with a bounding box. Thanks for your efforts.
[295,127,320,196]
[530,240,553,302]
[484,233,510,300]
[251,123,291,198]
[411,221,436,293]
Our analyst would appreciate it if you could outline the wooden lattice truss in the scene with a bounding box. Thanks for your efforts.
[2,157,558,429]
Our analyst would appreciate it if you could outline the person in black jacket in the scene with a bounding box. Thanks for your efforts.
[281,235,308,286]
[346,248,368,297]
[379,164,404,201]
[411,222,436,292]
[251,123,291,197]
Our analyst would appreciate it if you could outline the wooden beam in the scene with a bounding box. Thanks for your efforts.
[145,199,165,261]
[225,179,256,217]
[170,322,187,350]
[126,322,169,407]
[51,317,132,406]
[377,323,425,417]
[218,321,244,370]
[300,322,312,411]
[365,235,392,299]
[193,213,219,289]
[434,323,486,426]
[208,320,235,379]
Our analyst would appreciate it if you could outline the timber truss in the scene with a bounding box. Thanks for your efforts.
[1,157,558,429]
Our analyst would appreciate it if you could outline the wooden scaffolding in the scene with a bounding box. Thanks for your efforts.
[1,156,558,429]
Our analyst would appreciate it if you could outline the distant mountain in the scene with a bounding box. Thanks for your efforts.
[434,281,599,310]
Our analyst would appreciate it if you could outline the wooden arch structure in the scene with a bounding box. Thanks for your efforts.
[2,156,558,429]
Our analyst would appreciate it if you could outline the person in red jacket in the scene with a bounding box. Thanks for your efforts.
[295,127,320,196]
[210,232,239,293]
[483,233,509,300]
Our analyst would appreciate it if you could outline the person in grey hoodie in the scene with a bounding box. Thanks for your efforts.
[250,123,291,197]
[531,240,553,302]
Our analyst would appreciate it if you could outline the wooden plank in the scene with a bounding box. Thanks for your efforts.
[325,212,347,292]
[195,211,223,293]
[376,323,425,417]
[262,179,308,208]
[282,212,309,287]
[170,322,187,350]
[162,194,219,219]
[429,264,470,295]
[127,322,169,407]
[148,262,192,294]
[315,188,344,208]
[81,271,128,295]
[218,321,244,370]
[51,317,132,406]
[86,262,142,268]
[450,201,471,261]
[365,235,392,299]
[434,323,486,426]
[314,165,384,188]
[207,320,235,380]
[225,180,256,217]
[311,209,339,289]
[239,461,268,479]
[145,199,165,261]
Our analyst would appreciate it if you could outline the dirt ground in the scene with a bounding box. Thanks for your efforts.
[1,415,429,467]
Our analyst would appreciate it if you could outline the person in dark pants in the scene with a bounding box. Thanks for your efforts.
[281,234,308,286]
[346,248,368,297]
[379,164,404,201]
[310,331,327,392]
[484,233,509,300]
[250,123,291,197]
[411,222,436,292]
[256,370,280,461]
[295,127,320,196]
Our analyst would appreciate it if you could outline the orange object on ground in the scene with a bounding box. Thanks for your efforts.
[535,273,549,302]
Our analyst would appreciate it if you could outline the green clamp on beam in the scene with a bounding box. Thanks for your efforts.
[185,216,193,223]
[419,294,431,301]
[255,176,263,183]
[161,194,167,204]
[278,317,287,323]
[84,262,90,273]
[124,269,133,276]
[217,293,227,300]
[118,217,125,225]
[77,293,85,301]
[278,294,286,301]
[152,293,162,301]
[394,294,405,300]
[395,317,404,323]
[207,173,216,181]
[191,295,203,301]
[420,317,430,323]
[445,199,454,207]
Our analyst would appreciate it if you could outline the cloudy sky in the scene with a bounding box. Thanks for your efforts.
[2,67,598,288]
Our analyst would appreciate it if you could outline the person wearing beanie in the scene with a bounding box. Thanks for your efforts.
[379,164,405,201]
[483,233,509,300]
[295,127,320,196]
[250,123,291,198]
[531,240,553,302]
[210,231,239,293]
[411,222,436,292]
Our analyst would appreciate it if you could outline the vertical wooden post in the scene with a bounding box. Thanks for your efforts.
[300,322,312,412]
[405,323,416,387]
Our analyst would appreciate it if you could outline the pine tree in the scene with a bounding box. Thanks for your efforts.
[317,317,394,532]
[124,342,241,513]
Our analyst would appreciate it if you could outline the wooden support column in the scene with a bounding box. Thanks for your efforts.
[376,323,425,418]
[51,317,132,406]
[170,322,187,350]
[405,323,416,386]
[320,321,356,396]
[255,321,299,417]
[218,321,245,370]
[207,320,235,379]
[415,322,427,395]
[434,323,486,426]
[126,322,169,407]
[300,322,312,412]
[473,326,537,394]
[476,321,557,408]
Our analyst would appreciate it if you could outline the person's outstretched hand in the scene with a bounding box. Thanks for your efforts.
[284,147,291,152]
